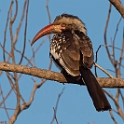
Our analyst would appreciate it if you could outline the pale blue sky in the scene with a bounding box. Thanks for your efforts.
[0,0,123,124]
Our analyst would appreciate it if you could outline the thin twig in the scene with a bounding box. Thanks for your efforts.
[18,0,29,65]
[111,17,122,63]
[104,90,124,119]
[50,87,65,124]
[119,27,124,70]
[46,0,52,40]
[0,88,13,107]
[94,63,114,78]
[94,45,101,77]
[0,85,10,120]
[104,4,115,66]
[109,111,118,124]
[3,1,13,61]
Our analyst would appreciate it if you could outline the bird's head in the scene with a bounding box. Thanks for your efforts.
[31,14,86,45]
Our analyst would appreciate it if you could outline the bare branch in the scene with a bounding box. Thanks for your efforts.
[20,81,44,111]
[46,0,52,40]
[51,87,65,124]
[0,62,123,88]
[94,63,114,78]
[109,0,124,18]
[104,4,116,66]
[112,17,122,63]
[104,90,124,119]
[20,47,52,111]
[0,85,10,120]
[18,0,29,65]
[94,45,101,77]
[119,27,124,69]
[0,88,13,107]
[9,0,28,123]
[3,1,13,61]
[109,111,118,124]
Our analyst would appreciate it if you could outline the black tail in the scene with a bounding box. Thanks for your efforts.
[80,66,111,111]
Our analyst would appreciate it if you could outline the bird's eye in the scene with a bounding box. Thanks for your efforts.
[68,24,72,27]
[61,23,66,27]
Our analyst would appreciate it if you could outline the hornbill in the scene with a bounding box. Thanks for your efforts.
[31,14,111,111]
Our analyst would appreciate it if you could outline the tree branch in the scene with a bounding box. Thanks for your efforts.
[109,0,124,18]
[0,62,124,88]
